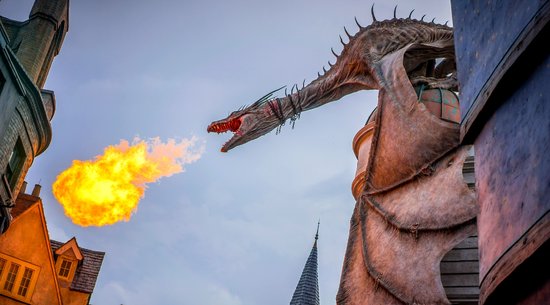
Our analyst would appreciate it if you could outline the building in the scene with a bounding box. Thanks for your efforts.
[290,224,320,305]
[0,0,69,233]
[451,1,549,304]
[0,183,104,305]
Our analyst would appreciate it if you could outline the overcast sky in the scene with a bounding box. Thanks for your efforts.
[1,1,452,304]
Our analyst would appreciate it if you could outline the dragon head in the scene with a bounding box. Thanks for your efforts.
[207,87,286,152]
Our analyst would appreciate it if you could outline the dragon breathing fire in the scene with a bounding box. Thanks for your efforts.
[208,6,476,305]
[207,6,457,153]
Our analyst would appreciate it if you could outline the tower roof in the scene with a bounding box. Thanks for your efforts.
[290,223,320,305]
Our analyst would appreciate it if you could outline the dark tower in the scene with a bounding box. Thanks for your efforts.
[290,222,320,305]
[10,0,69,88]
[0,0,69,233]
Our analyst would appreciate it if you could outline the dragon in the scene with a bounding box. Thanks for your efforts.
[208,6,477,305]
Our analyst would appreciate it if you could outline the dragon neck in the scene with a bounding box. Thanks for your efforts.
[258,18,454,129]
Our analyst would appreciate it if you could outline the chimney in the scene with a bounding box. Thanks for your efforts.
[21,181,28,194]
[31,184,42,197]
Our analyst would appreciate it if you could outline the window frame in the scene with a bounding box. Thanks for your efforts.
[5,138,26,190]
[0,253,40,304]
[55,257,77,282]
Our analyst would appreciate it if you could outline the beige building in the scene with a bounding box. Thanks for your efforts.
[0,184,104,305]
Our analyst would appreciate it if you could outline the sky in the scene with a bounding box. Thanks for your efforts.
[1,1,453,304]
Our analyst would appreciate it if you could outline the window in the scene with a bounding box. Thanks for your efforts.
[3,263,19,292]
[55,257,76,281]
[58,259,72,278]
[0,253,39,303]
[17,268,34,297]
[6,139,26,190]
[0,258,5,275]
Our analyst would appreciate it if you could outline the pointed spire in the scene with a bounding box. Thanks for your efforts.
[290,223,320,305]
[315,220,320,242]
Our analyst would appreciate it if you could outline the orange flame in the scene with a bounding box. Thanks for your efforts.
[52,137,203,226]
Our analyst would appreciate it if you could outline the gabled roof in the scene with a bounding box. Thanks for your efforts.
[6,192,63,305]
[290,225,320,305]
[53,237,83,261]
[50,240,105,294]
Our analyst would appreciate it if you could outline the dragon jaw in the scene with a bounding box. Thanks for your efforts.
[207,113,246,152]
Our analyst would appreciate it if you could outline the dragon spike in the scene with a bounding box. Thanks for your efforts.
[393,5,398,19]
[431,17,436,23]
[408,9,415,19]
[328,60,333,67]
[371,4,377,22]
[445,20,449,26]
[344,26,352,38]
[339,35,346,46]
[302,79,306,89]
[354,16,363,29]
[331,47,338,58]
[322,66,327,73]
[318,72,321,78]
[251,85,286,106]
[421,14,426,21]
[284,87,288,96]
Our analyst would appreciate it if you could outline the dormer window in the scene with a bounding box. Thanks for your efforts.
[57,258,76,280]
[53,238,83,283]
[58,259,72,278]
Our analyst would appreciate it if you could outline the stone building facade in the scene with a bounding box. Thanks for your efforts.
[0,0,69,233]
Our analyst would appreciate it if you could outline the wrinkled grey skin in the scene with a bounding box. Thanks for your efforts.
[207,15,457,152]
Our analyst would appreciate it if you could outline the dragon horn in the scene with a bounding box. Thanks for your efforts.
[252,85,286,105]
[393,5,398,18]
[371,4,377,22]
